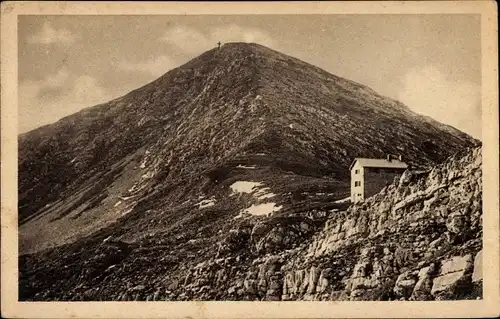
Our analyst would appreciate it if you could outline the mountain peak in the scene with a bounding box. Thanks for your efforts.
[19,41,482,302]
[19,43,477,255]
[178,41,279,69]
[217,41,275,53]
[220,41,264,48]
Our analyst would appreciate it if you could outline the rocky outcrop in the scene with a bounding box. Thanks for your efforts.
[214,146,483,301]
[430,254,474,300]
[472,250,483,282]
[288,147,482,301]
[306,147,481,260]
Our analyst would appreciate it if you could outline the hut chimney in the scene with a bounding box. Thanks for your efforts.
[386,154,391,161]
[398,154,403,161]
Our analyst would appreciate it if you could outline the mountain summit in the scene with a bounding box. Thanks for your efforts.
[19,43,480,301]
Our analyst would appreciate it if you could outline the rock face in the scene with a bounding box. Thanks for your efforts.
[290,147,482,301]
[430,254,473,300]
[18,43,481,301]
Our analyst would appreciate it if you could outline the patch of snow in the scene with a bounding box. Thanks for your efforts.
[230,181,263,194]
[119,195,137,201]
[197,198,216,209]
[316,192,326,196]
[230,182,280,216]
[244,202,282,216]
[106,264,118,271]
[255,153,267,156]
[194,261,206,269]
[334,196,351,203]
[139,151,150,169]
[255,187,276,200]
[141,172,153,179]
[70,157,77,164]
[258,193,276,200]
[177,200,190,207]
[114,201,122,207]
[121,208,134,216]
[103,236,112,243]
[289,124,294,129]
[236,164,257,169]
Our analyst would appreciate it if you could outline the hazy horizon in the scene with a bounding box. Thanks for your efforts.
[18,15,481,138]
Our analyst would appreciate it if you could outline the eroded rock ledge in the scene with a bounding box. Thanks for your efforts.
[182,147,482,301]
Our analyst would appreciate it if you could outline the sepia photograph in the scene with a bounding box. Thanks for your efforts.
[1,1,498,318]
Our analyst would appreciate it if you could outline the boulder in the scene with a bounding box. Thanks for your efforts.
[431,255,473,299]
[243,279,257,294]
[153,290,160,301]
[294,269,306,295]
[445,211,470,243]
[131,284,146,291]
[305,266,321,294]
[316,268,332,293]
[410,264,436,300]
[282,272,294,296]
[472,250,482,282]
[398,171,413,187]
[393,271,416,299]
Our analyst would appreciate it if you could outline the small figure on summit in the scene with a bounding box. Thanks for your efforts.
[217,41,221,49]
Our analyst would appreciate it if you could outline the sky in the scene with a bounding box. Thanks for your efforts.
[18,14,482,138]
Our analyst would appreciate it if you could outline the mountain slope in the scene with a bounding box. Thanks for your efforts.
[18,43,480,300]
[20,147,482,301]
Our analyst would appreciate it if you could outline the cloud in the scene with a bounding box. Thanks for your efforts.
[161,26,210,54]
[210,24,275,46]
[43,67,70,87]
[117,55,178,76]
[398,66,481,139]
[115,24,275,78]
[161,24,275,55]
[28,21,76,45]
[19,68,111,133]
